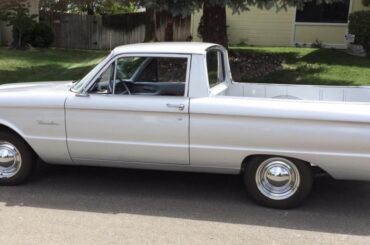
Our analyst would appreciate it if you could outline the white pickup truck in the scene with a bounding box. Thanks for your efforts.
[1,42,370,209]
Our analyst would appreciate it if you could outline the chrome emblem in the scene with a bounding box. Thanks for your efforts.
[37,120,60,126]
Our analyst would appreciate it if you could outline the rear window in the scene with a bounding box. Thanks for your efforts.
[206,49,225,88]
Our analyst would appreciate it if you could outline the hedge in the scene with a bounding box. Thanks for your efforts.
[349,11,370,56]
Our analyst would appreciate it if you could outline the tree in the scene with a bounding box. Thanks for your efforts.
[40,0,137,15]
[0,0,37,49]
[143,8,157,41]
[39,0,70,13]
[131,0,201,42]
[202,1,227,47]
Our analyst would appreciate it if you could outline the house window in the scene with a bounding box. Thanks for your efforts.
[296,0,351,23]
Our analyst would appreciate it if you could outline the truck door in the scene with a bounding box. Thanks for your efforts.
[65,54,191,165]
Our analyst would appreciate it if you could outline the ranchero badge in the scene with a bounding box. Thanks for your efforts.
[37,120,60,126]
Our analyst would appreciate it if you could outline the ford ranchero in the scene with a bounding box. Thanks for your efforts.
[1,42,370,209]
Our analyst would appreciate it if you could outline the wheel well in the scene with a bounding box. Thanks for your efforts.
[240,154,331,177]
[0,124,38,157]
[241,154,311,173]
[0,124,20,135]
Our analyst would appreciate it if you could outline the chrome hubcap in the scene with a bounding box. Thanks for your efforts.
[256,158,300,200]
[0,142,22,179]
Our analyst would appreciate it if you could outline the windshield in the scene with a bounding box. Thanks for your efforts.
[70,53,113,93]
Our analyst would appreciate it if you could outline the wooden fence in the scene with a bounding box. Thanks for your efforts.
[40,11,191,50]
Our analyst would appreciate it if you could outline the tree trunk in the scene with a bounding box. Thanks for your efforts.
[164,21,174,42]
[86,1,95,15]
[18,31,22,49]
[144,8,157,42]
[87,6,95,15]
[202,1,228,48]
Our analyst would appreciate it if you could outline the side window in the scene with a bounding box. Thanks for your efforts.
[136,58,158,82]
[90,62,115,94]
[207,50,225,88]
[89,56,188,96]
[114,56,188,96]
[116,57,146,81]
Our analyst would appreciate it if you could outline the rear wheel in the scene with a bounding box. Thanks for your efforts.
[0,131,36,185]
[244,156,313,209]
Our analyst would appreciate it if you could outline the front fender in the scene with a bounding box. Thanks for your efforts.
[0,107,73,165]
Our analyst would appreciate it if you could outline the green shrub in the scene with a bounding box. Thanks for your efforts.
[349,11,370,55]
[30,22,54,48]
[311,39,324,49]
[0,2,37,49]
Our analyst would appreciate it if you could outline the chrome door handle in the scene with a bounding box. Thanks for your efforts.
[166,103,185,111]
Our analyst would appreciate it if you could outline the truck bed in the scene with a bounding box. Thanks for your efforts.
[227,82,370,103]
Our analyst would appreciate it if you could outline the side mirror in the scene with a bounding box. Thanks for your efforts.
[76,93,90,98]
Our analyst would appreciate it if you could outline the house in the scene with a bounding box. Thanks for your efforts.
[0,0,40,46]
[191,0,370,48]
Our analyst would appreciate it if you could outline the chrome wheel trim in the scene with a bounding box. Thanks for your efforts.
[255,158,301,201]
[0,142,22,179]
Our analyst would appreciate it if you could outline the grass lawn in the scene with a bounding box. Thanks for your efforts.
[231,47,370,86]
[0,46,369,86]
[0,47,108,84]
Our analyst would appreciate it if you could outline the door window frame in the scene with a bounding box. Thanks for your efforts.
[83,53,192,98]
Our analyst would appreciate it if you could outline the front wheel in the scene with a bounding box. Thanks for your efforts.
[244,156,313,209]
[0,131,36,185]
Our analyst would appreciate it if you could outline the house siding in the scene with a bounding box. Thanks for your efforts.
[191,10,202,42]
[29,0,40,15]
[191,0,370,48]
[294,24,348,48]
[226,7,295,46]
[353,0,370,11]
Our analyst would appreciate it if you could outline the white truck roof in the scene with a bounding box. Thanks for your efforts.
[112,42,220,55]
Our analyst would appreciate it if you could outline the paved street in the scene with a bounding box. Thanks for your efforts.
[0,164,370,245]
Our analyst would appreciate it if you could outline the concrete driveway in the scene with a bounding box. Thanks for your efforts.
[0,164,369,245]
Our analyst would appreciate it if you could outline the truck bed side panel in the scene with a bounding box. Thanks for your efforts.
[190,96,370,180]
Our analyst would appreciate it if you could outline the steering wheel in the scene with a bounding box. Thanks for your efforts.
[108,78,132,95]
[117,78,132,95]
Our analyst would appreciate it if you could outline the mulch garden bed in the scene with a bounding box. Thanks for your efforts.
[229,50,285,82]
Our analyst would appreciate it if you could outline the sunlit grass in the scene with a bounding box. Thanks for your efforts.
[0,47,108,84]
[231,46,370,86]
